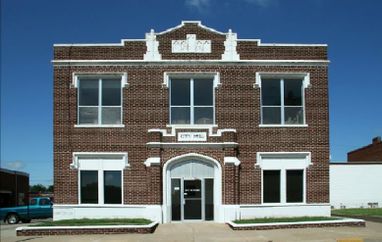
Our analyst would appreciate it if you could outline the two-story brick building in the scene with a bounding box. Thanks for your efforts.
[53,21,330,223]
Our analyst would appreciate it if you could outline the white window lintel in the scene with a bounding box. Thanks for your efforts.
[163,72,220,89]
[70,152,129,170]
[254,72,310,89]
[72,72,128,88]
[256,152,312,169]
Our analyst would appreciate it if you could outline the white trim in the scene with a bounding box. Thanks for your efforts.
[70,152,129,170]
[53,59,330,67]
[256,152,312,169]
[172,34,211,53]
[224,157,241,166]
[255,72,310,89]
[163,72,220,89]
[147,142,238,149]
[148,126,235,137]
[144,157,161,167]
[227,218,363,228]
[157,20,226,36]
[162,153,223,223]
[16,221,159,231]
[74,124,125,128]
[71,72,128,88]
[258,124,308,128]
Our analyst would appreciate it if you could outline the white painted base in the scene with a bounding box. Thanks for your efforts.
[223,204,331,221]
[54,204,330,223]
[53,205,162,222]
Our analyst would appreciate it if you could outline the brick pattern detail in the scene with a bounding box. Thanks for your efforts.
[53,23,330,207]
[17,224,158,236]
[228,221,366,230]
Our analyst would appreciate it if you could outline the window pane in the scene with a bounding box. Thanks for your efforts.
[171,107,190,124]
[102,79,121,106]
[263,170,280,203]
[262,107,281,124]
[284,79,302,106]
[80,171,98,204]
[194,107,213,124]
[102,107,121,124]
[287,170,303,203]
[79,107,98,124]
[194,79,213,106]
[205,179,214,221]
[261,79,281,105]
[171,79,190,105]
[284,107,304,124]
[104,171,122,204]
[79,79,99,106]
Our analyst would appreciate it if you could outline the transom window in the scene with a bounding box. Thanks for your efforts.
[78,77,122,125]
[261,78,305,125]
[170,78,214,125]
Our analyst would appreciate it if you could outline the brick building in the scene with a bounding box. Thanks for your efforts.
[0,168,29,208]
[348,136,382,162]
[53,21,330,222]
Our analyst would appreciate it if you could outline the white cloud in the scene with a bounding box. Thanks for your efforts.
[185,0,211,12]
[1,160,26,171]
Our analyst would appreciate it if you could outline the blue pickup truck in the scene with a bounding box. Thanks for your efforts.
[0,197,53,224]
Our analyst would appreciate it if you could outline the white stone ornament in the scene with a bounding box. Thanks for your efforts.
[172,34,211,53]
[144,29,161,61]
[222,29,240,61]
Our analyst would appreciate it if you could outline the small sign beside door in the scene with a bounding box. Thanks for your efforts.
[178,132,207,142]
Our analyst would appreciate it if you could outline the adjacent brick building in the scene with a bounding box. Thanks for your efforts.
[348,136,382,162]
[53,21,330,222]
[0,168,29,208]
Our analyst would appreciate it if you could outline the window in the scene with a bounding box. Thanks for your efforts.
[80,170,122,204]
[261,78,305,125]
[286,170,303,203]
[263,170,281,203]
[170,78,214,125]
[78,77,122,125]
[263,169,304,204]
[73,152,127,205]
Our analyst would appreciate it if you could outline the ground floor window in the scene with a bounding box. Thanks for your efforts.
[263,169,304,204]
[80,170,122,204]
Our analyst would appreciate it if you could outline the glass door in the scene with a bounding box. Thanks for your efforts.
[183,179,202,220]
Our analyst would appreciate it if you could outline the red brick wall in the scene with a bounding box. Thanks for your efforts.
[348,137,382,161]
[53,22,329,205]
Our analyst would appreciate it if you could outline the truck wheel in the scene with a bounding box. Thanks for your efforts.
[6,214,19,224]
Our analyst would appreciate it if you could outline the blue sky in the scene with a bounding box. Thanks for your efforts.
[1,0,381,185]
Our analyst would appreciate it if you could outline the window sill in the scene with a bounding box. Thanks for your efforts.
[259,202,306,206]
[259,124,308,128]
[74,124,125,128]
[166,124,218,128]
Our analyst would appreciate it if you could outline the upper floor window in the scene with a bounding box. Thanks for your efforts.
[78,77,122,125]
[260,76,306,125]
[170,78,214,125]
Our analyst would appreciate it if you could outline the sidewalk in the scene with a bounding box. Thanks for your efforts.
[2,221,382,242]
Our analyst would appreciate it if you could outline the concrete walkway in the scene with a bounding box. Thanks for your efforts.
[2,222,382,242]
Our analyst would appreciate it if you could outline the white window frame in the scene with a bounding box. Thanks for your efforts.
[73,73,127,128]
[71,152,128,206]
[169,76,216,125]
[256,72,310,127]
[256,152,311,205]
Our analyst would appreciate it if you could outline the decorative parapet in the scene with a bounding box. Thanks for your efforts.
[222,29,240,61]
[172,34,211,53]
[144,29,161,61]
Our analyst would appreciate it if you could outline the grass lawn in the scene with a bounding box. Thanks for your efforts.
[332,208,382,217]
[34,218,152,227]
[233,216,340,224]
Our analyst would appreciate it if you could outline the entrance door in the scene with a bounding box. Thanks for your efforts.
[183,179,202,220]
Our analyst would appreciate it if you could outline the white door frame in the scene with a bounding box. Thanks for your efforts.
[162,153,223,223]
